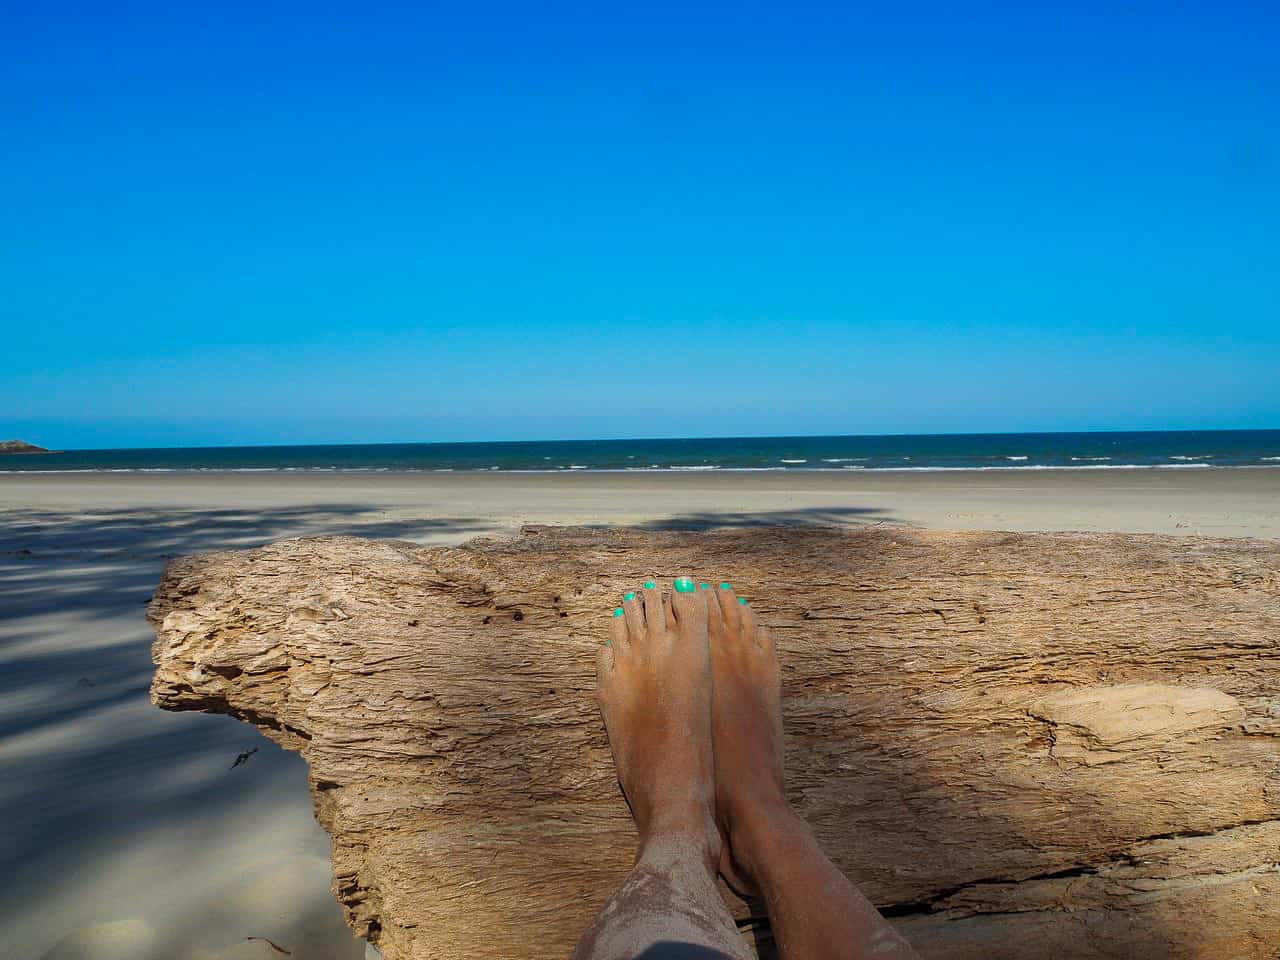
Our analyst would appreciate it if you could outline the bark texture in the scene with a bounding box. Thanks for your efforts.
[148,526,1280,959]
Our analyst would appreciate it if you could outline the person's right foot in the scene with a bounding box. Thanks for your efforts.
[597,579,720,867]
[706,584,790,895]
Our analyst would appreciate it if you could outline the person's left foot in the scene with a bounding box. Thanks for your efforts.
[596,579,720,866]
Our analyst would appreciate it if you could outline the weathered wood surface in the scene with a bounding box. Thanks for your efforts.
[148,526,1280,959]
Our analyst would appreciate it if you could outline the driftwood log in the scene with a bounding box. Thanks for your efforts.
[148,526,1280,959]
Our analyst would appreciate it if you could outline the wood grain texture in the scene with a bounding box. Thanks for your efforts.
[148,526,1280,959]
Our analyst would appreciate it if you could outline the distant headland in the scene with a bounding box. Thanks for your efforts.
[0,440,60,455]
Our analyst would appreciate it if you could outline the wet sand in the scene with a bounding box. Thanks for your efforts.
[2,468,1276,958]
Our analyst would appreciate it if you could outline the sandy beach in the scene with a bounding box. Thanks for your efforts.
[3,468,1277,959]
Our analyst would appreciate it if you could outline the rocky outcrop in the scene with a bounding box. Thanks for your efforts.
[0,439,53,454]
[148,526,1280,959]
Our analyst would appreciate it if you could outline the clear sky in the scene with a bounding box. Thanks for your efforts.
[2,2,1277,449]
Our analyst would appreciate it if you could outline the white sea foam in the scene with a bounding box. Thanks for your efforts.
[780,459,808,464]
[1005,455,1028,461]
[821,457,867,462]
[6,456,1274,476]
[617,465,785,472]
[848,463,1217,472]
[0,461,1253,475]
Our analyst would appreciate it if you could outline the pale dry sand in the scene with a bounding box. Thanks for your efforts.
[2,468,1276,959]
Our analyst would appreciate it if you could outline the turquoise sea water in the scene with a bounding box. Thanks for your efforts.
[2,431,1279,473]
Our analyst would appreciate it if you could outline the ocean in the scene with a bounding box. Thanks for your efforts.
[2,430,1279,473]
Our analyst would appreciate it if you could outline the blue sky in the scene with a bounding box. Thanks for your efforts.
[2,2,1277,449]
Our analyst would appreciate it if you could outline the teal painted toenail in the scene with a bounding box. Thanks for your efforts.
[699,582,709,589]
[738,597,748,605]
[720,582,733,590]
[624,592,635,601]
[674,577,695,593]
[644,581,656,589]
[613,607,624,617]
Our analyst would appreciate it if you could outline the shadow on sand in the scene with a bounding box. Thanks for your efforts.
[631,504,898,531]
[0,503,492,959]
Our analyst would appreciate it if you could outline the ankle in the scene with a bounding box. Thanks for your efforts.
[721,777,790,843]
[638,811,722,875]
[725,796,803,884]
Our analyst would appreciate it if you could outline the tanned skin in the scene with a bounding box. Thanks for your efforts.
[573,580,919,960]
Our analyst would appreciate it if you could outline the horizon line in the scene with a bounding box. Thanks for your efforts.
[8,425,1279,454]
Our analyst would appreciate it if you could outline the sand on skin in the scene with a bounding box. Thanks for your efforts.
[1,468,1276,959]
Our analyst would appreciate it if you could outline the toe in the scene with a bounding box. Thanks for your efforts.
[622,589,645,642]
[670,576,708,638]
[596,639,615,679]
[756,623,775,655]
[608,610,628,650]
[641,580,666,632]
[737,600,763,648]
[597,613,623,682]
[715,582,742,634]
[705,583,725,639]
[731,595,773,654]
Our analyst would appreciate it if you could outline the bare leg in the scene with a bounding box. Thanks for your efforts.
[708,585,920,960]
[574,580,753,960]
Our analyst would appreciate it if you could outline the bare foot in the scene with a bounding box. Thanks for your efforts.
[707,584,789,894]
[597,579,720,865]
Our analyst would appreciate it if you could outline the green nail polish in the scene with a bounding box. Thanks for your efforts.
[720,582,733,590]
[674,577,695,593]
[613,607,624,617]
[604,638,612,646]
[624,592,636,601]
[699,582,709,590]
[644,581,656,589]
[738,597,748,605]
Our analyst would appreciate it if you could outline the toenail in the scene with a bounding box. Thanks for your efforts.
[699,582,709,590]
[738,597,748,605]
[624,592,636,601]
[644,581,656,589]
[674,577,695,593]
[613,607,624,617]
[720,582,733,590]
